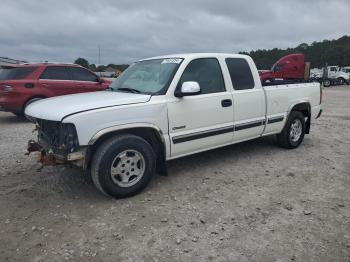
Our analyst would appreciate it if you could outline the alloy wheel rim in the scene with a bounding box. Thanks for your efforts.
[110,150,145,187]
[290,119,302,142]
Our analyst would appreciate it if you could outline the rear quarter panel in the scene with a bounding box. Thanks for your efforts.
[263,82,321,135]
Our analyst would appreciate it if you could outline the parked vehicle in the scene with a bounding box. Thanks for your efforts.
[25,53,322,198]
[259,53,350,87]
[342,67,350,74]
[310,66,350,86]
[0,63,112,116]
[258,53,307,84]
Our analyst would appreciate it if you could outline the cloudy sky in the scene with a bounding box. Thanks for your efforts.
[1,0,349,64]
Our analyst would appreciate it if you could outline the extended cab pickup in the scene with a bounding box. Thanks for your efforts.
[25,53,322,198]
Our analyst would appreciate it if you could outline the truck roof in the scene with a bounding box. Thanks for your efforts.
[141,53,250,61]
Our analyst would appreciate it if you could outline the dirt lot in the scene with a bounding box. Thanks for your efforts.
[0,86,349,262]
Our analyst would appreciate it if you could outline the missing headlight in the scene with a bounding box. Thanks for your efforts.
[59,123,79,153]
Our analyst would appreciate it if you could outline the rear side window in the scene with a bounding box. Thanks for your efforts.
[225,58,255,90]
[179,58,225,94]
[0,67,37,80]
[40,66,70,80]
[68,67,98,82]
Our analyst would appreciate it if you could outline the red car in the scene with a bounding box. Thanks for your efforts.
[0,63,111,116]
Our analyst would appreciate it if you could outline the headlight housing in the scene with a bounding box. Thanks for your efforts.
[59,123,79,153]
[37,119,79,155]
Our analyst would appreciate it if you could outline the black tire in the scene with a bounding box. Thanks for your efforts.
[91,134,156,198]
[12,112,25,117]
[337,77,345,85]
[323,79,331,87]
[277,111,306,149]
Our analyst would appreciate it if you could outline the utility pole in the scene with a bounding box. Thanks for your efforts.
[98,45,101,66]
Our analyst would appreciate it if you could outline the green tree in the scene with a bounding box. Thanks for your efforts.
[89,63,97,71]
[74,57,89,68]
[241,35,350,69]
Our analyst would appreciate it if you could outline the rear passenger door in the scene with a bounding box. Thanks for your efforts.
[67,66,106,93]
[225,58,266,142]
[39,66,75,96]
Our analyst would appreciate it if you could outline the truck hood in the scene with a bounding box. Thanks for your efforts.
[25,91,151,121]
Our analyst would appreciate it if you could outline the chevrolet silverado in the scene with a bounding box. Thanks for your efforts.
[25,53,322,198]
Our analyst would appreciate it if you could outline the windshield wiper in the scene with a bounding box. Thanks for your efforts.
[116,87,141,93]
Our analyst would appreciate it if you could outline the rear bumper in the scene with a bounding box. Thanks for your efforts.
[0,93,26,113]
[0,104,21,113]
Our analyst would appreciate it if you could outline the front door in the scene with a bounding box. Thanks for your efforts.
[167,58,234,158]
[67,66,106,93]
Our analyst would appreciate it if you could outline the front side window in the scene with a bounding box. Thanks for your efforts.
[178,58,225,94]
[110,58,182,95]
[272,64,283,72]
[69,67,98,82]
[40,66,70,80]
[226,58,255,90]
[0,67,37,80]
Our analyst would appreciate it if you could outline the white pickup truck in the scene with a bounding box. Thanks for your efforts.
[25,53,322,198]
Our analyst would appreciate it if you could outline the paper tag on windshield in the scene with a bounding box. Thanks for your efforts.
[161,58,182,64]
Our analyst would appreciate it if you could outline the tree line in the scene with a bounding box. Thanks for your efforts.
[240,35,350,70]
[74,35,350,71]
[73,57,129,72]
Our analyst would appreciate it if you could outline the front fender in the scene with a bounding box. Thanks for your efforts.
[88,123,165,145]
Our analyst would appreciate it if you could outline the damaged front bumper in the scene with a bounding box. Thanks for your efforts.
[26,139,87,168]
[26,119,87,169]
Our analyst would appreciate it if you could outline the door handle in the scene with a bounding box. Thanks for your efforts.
[221,99,232,107]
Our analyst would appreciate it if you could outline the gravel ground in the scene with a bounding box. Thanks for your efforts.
[0,86,349,262]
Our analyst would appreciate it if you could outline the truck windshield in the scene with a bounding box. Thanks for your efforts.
[110,58,182,95]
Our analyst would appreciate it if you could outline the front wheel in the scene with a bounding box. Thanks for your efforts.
[91,134,156,198]
[277,111,306,149]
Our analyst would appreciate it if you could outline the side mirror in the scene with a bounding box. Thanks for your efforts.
[98,78,105,83]
[175,81,201,97]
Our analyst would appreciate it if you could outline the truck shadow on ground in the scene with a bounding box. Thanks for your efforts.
[163,136,277,178]
[145,135,283,196]
[22,135,281,202]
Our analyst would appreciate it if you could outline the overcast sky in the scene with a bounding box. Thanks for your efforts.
[0,0,349,64]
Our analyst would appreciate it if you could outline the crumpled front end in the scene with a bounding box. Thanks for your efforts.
[27,119,86,168]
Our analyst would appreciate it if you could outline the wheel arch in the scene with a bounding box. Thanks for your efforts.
[85,124,167,174]
[288,101,311,134]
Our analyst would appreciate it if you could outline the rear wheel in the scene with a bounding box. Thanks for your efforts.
[277,111,306,149]
[337,77,345,85]
[323,79,331,87]
[91,134,156,198]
